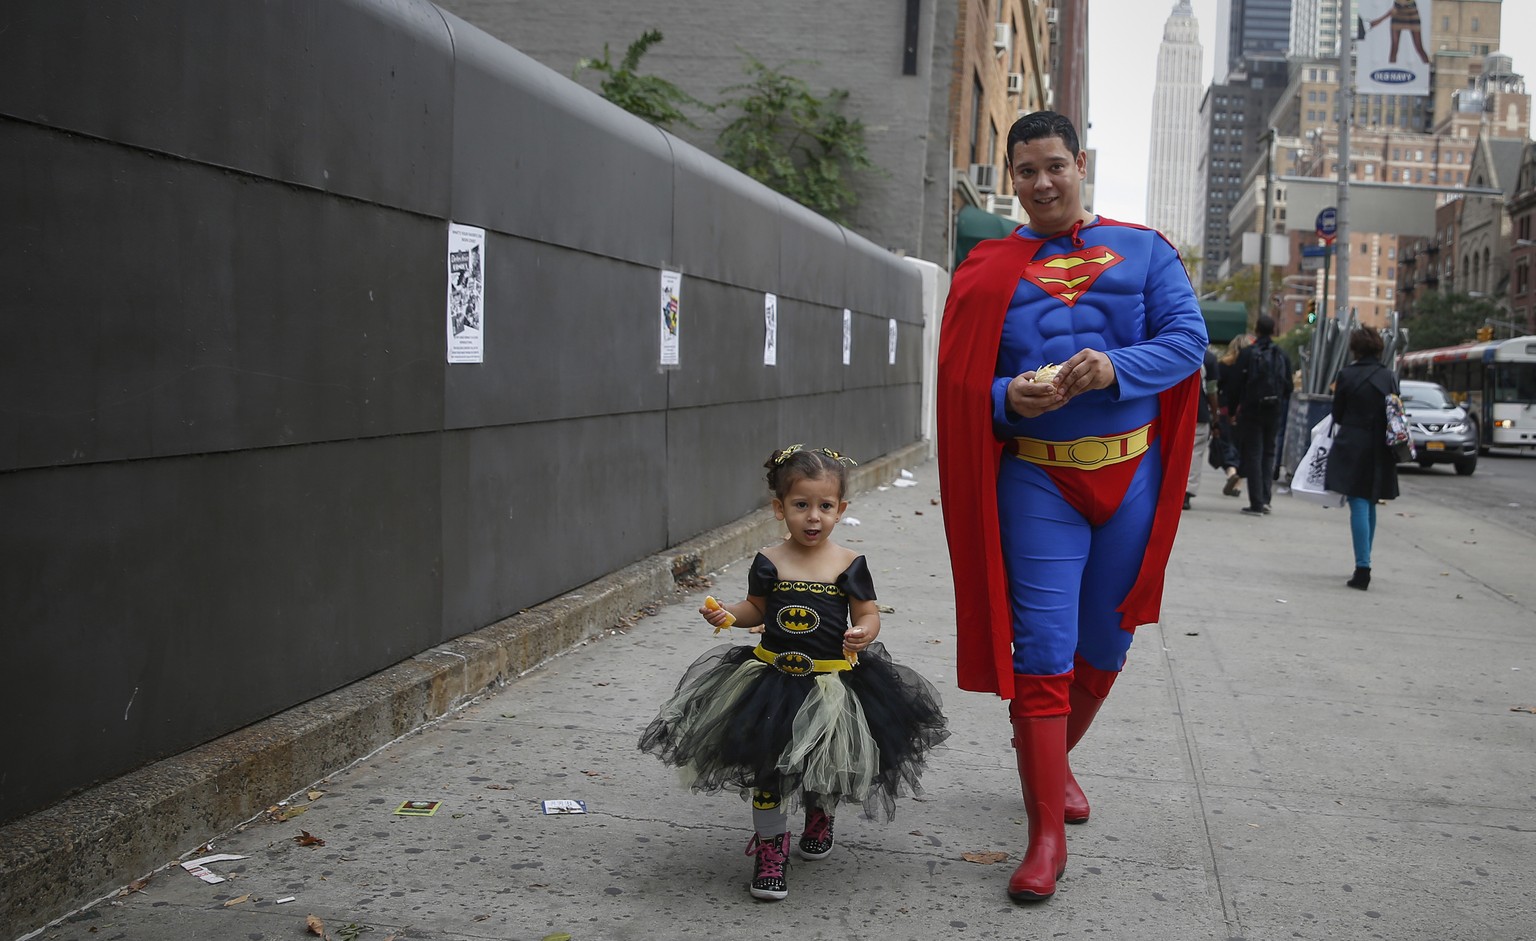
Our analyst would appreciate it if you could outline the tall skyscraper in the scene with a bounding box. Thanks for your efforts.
[1289,0,1355,59]
[1217,0,1292,80]
[1146,2,1205,250]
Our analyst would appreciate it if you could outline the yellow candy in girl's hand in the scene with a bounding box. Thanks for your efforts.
[704,596,736,633]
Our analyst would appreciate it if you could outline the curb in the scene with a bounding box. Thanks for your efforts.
[0,439,931,940]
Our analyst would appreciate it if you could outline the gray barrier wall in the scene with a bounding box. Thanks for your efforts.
[0,0,923,826]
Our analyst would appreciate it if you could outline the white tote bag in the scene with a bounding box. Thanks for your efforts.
[1290,414,1345,507]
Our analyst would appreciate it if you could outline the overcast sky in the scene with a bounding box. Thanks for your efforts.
[1086,0,1536,222]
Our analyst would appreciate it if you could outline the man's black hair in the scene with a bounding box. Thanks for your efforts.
[1254,314,1276,338]
[1006,111,1080,164]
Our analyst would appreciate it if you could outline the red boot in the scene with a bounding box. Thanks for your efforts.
[1063,661,1117,824]
[1007,674,1070,902]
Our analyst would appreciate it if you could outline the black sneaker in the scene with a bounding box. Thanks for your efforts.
[1261,504,1271,514]
[1240,506,1265,516]
[799,809,835,860]
[746,832,791,900]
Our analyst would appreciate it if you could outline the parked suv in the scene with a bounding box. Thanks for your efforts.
[1399,379,1478,475]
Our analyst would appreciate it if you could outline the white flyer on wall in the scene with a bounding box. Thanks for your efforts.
[763,293,778,366]
[842,309,852,365]
[445,223,486,364]
[888,318,898,365]
[659,269,682,366]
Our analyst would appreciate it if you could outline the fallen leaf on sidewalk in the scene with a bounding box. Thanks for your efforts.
[485,784,514,790]
[222,894,250,907]
[306,914,325,936]
[878,604,895,613]
[118,876,152,897]
[307,790,325,801]
[543,934,573,941]
[1512,706,1536,714]
[961,851,1009,864]
[294,830,326,847]
[1185,632,1200,636]
[268,804,308,822]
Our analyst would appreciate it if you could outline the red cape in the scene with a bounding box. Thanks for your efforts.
[936,224,1199,699]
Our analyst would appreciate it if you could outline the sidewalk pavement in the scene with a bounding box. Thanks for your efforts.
[10,456,1536,941]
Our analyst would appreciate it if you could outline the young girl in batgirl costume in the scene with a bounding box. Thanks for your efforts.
[937,111,1207,902]
[639,446,948,902]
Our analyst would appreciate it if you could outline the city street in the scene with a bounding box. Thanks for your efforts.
[1397,448,1536,535]
[18,456,1535,941]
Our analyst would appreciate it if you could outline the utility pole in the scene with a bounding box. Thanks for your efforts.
[1335,18,1353,323]
[1258,127,1276,322]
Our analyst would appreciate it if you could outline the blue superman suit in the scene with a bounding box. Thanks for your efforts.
[939,217,1207,706]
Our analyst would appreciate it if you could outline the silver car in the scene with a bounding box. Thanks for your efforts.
[1399,379,1478,475]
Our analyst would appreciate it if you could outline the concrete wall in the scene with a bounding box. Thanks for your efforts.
[434,0,953,260]
[0,0,923,826]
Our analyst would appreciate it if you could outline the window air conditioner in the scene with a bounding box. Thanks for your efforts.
[1007,72,1025,95]
[1045,8,1059,25]
[986,194,1023,220]
[970,163,998,193]
[994,23,1011,54]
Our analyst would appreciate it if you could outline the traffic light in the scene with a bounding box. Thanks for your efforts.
[1476,325,1494,342]
[1305,299,1317,324]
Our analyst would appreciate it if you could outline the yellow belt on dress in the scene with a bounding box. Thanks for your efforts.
[754,644,853,676]
[1006,423,1152,470]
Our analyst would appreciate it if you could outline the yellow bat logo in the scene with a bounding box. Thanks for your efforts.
[773,652,814,675]
[777,606,820,633]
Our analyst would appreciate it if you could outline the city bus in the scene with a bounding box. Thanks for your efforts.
[1397,335,1536,451]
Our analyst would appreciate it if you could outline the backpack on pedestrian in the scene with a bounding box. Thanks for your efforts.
[1244,342,1288,408]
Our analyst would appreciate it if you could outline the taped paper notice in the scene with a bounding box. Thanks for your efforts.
[181,853,249,885]
[541,800,587,815]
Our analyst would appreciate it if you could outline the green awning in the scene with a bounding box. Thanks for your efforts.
[1201,301,1249,346]
[955,204,1021,267]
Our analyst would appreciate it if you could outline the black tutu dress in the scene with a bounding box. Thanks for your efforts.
[639,553,949,820]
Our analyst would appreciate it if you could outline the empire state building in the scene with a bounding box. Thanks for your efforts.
[1145,1,1205,252]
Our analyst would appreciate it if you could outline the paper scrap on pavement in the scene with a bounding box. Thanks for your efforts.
[394,800,441,816]
[843,517,861,526]
[181,853,249,885]
[893,478,917,487]
[541,800,587,815]
[900,469,914,479]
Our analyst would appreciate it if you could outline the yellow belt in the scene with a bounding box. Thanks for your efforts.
[1007,423,1152,470]
[754,645,852,676]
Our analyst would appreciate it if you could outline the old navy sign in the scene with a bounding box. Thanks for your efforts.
[1355,0,1431,97]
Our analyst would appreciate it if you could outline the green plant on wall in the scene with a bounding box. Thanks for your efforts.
[715,57,873,225]
[575,29,707,130]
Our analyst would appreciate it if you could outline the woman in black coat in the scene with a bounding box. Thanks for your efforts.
[1323,326,1400,590]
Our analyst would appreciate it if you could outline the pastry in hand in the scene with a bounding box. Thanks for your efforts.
[1032,363,1061,384]
[704,595,736,633]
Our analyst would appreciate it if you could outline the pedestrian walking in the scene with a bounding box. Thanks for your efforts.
[1185,346,1221,509]
[1215,334,1249,497]
[1230,315,1291,515]
[936,110,1206,903]
[639,445,948,902]
[1323,327,1401,590]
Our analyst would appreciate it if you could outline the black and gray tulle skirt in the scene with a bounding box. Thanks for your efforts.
[638,642,949,820]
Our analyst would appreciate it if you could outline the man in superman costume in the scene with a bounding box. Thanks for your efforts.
[936,112,1206,902]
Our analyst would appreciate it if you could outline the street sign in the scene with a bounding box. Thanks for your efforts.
[1300,256,1325,270]
[1315,207,1338,244]
[1300,245,1330,257]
